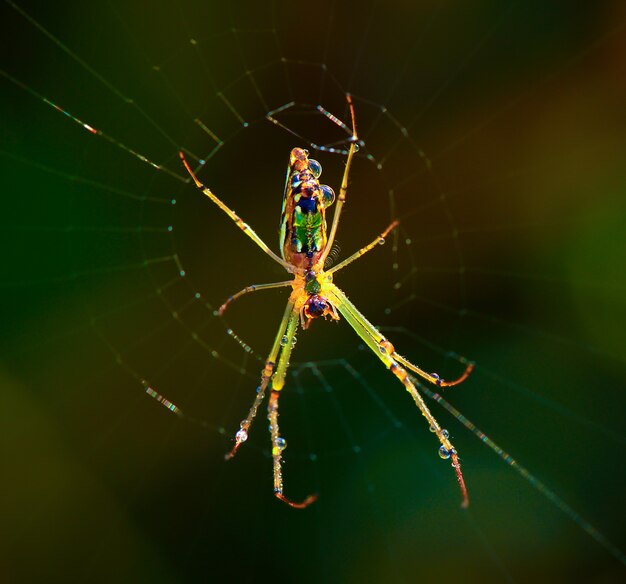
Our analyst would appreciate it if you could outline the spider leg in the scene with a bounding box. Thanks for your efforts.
[217,280,293,316]
[393,353,474,388]
[326,277,473,387]
[327,284,469,508]
[224,298,296,461]
[268,301,318,509]
[327,220,399,275]
[319,94,359,267]
[179,152,294,272]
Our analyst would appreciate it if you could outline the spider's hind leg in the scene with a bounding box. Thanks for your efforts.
[224,298,295,461]
[268,301,317,509]
[327,284,469,508]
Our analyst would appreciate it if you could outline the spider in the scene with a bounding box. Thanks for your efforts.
[179,96,474,509]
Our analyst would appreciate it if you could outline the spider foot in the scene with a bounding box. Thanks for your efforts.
[275,491,318,509]
[224,427,249,461]
[438,361,475,388]
[450,452,470,508]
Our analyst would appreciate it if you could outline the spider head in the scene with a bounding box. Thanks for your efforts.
[301,295,339,329]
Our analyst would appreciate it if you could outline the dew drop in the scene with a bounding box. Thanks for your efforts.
[378,237,385,245]
[276,437,287,450]
[438,445,450,459]
[280,335,289,346]
[321,185,335,206]
[308,159,322,178]
[236,429,248,443]
[441,428,449,439]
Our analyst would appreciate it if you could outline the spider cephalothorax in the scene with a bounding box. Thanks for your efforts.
[296,271,339,329]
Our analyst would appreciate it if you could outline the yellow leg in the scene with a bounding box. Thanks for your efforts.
[327,284,469,508]
[224,298,296,460]
[267,303,317,509]
[319,94,359,267]
[217,280,293,315]
[327,220,399,275]
[327,281,472,387]
[179,152,295,272]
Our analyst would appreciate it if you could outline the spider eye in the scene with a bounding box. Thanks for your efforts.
[308,159,322,178]
[320,185,335,206]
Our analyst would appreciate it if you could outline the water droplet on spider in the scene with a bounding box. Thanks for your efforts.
[275,437,287,450]
[291,336,298,347]
[352,141,360,152]
[236,429,248,443]
[280,335,289,346]
[441,428,449,439]
[320,184,335,206]
[438,445,451,459]
[378,237,385,245]
[429,425,436,433]
[308,159,322,178]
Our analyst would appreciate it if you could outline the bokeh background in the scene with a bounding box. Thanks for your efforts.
[2,1,625,582]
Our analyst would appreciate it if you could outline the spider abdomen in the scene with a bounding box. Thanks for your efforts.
[279,148,335,270]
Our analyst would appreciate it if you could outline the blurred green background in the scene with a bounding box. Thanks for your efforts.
[1,1,625,582]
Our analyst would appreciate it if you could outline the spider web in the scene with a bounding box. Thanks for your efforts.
[2,1,625,582]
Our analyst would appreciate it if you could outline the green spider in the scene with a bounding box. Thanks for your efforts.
[179,96,473,508]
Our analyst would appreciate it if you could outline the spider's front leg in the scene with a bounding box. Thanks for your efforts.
[327,285,470,508]
[224,298,296,460]
[267,297,317,509]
